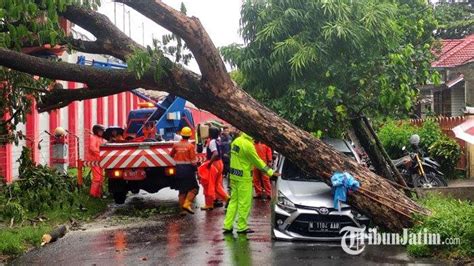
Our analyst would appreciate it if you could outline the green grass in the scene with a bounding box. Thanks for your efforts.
[0,225,52,256]
[407,194,474,260]
[0,188,109,259]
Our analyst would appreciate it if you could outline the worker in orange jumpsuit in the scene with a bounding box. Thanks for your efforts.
[89,124,105,198]
[143,121,156,140]
[201,127,229,210]
[253,140,273,199]
[170,127,199,214]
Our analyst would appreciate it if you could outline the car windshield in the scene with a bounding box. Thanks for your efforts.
[282,160,323,182]
[343,151,356,160]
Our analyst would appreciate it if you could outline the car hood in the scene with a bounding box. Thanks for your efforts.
[278,178,349,208]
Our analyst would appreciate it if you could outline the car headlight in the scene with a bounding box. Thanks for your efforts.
[277,191,296,213]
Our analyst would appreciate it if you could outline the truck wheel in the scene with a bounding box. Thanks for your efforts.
[113,192,127,204]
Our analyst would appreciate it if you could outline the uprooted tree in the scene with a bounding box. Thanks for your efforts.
[0,1,430,231]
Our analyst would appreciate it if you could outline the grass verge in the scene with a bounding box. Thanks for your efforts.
[0,188,109,260]
[407,194,473,260]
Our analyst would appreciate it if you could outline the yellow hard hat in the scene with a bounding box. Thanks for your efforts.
[54,127,66,136]
[180,127,192,137]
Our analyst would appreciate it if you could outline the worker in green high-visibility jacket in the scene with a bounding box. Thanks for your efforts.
[223,132,280,234]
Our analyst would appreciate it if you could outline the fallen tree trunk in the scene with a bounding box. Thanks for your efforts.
[0,1,430,231]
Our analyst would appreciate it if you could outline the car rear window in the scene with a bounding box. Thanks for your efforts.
[282,160,323,182]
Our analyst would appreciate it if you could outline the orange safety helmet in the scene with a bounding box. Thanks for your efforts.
[180,127,192,137]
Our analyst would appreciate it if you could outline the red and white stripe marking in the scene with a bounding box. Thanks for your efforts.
[100,147,175,169]
[83,160,100,167]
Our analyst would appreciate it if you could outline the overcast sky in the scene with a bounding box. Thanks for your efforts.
[93,0,244,73]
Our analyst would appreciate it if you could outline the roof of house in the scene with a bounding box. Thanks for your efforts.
[432,34,474,68]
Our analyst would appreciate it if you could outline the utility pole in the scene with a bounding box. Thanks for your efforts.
[142,22,145,46]
[122,3,126,33]
[128,11,131,38]
[113,2,116,25]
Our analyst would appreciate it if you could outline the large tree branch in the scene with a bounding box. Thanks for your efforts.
[0,48,143,89]
[119,0,231,86]
[0,45,203,113]
[67,38,109,55]
[61,5,141,61]
[0,47,155,112]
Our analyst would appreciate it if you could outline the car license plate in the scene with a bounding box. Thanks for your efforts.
[123,169,146,180]
[309,222,340,231]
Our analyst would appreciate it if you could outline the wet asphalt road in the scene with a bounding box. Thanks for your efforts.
[12,188,440,266]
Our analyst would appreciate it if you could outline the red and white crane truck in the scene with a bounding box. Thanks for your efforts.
[79,56,217,203]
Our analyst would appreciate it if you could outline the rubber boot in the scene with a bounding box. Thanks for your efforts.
[178,193,186,208]
[182,191,196,214]
[200,205,214,211]
[201,197,214,210]
[178,193,187,215]
[224,195,230,208]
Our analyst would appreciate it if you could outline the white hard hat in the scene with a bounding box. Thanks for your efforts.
[54,127,66,136]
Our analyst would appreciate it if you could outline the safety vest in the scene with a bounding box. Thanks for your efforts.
[229,133,273,181]
[206,139,222,160]
[170,140,197,165]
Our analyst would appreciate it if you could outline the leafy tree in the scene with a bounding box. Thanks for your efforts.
[434,1,474,39]
[221,0,440,137]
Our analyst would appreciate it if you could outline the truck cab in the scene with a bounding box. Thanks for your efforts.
[103,94,205,204]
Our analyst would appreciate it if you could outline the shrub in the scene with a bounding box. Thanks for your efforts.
[2,202,25,223]
[407,195,474,259]
[378,120,462,178]
[418,120,444,152]
[378,120,416,158]
[429,138,462,179]
[0,147,78,220]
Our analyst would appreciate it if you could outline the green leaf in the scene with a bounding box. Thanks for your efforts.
[326,85,336,99]
[335,105,346,115]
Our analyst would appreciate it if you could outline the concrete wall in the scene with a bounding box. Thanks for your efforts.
[418,187,474,202]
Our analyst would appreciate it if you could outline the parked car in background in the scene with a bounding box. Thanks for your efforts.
[271,138,370,241]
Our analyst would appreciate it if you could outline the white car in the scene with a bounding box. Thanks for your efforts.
[271,138,370,241]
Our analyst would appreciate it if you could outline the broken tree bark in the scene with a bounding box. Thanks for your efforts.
[351,116,407,188]
[362,116,408,188]
[0,1,430,231]
[351,117,394,179]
